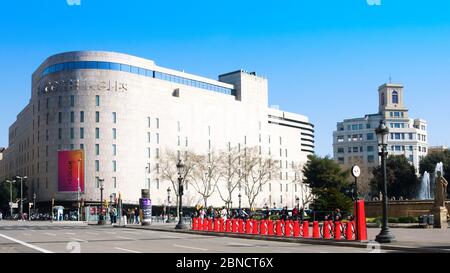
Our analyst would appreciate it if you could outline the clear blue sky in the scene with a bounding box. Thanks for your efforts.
[1,0,450,156]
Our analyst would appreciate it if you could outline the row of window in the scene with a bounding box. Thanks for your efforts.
[56,127,117,140]
[337,133,374,142]
[42,61,235,96]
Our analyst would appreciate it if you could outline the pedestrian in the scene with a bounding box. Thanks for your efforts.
[299,207,305,222]
[220,206,228,220]
[292,207,299,221]
[130,209,135,224]
[122,208,127,225]
[334,209,342,222]
[134,207,139,224]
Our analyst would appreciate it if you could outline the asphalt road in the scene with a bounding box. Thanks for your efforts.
[0,221,391,253]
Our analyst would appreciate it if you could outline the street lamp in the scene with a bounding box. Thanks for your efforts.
[98,178,105,225]
[33,193,36,219]
[15,176,27,221]
[5,179,16,218]
[375,120,396,243]
[175,160,187,229]
[166,187,172,223]
[238,193,242,209]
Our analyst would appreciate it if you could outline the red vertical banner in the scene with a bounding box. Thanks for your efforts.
[354,200,368,241]
[58,150,84,192]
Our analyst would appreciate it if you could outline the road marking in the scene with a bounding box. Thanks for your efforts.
[85,232,99,235]
[173,244,208,251]
[44,233,57,236]
[225,242,253,247]
[71,238,87,242]
[0,233,53,253]
[106,232,117,235]
[115,236,134,240]
[122,231,141,234]
[65,232,76,235]
[114,247,141,253]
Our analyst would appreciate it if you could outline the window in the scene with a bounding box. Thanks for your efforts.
[58,112,62,123]
[113,144,117,156]
[381,93,385,106]
[337,148,345,153]
[112,128,117,140]
[392,91,399,104]
[337,135,344,142]
[46,98,50,109]
[80,128,84,139]
[368,155,375,163]
[147,117,151,128]
[113,112,117,124]
[70,111,75,123]
[113,177,117,189]
[156,118,159,129]
[58,96,62,107]
[80,111,84,123]
[146,178,151,189]
[95,177,100,188]
[156,179,160,190]
[367,146,374,152]
[80,143,84,150]
[95,95,100,106]
[156,148,160,159]
[70,95,75,107]
[70,128,74,139]
[95,128,100,139]
[95,144,100,155]
[113,160,117,172]
[95,160,100,172]
[367,133,374,141]
[58,128,62,139]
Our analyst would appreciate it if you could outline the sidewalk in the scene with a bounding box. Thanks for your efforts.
[121,223,450,253]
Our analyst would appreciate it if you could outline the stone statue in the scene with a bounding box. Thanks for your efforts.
[435,171,448,208]
[433,165,448,229]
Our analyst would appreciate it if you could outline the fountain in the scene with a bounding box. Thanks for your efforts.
[417,171,431,200]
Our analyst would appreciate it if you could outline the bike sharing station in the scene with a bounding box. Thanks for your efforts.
[190,165,368,242]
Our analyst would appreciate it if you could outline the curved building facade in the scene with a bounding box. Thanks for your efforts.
[0,51,314,209]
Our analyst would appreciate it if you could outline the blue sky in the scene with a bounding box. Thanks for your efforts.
[1,0,450,156]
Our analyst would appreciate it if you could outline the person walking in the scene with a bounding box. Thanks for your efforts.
[130,209,135,224]
[220,206,228,220]
[134,207,139,224]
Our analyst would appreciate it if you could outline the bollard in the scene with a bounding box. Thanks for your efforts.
[252,220,259,235]
[208,218,213,231]
[246,220,252,234]
[260,220,267,235]
[302,221,310,238]
[312,221,320,238]
[198,218,204,231]
[293,221,301,238]
[276,220,283,237]
[192,218,197,230]
[334,221,342,240]
[284,220,292,238]
[226,219,232,233]
[214,219,220,232]
[232,219,238,233]
[267,220,274,236]
[346,221,354,240]
[323,221,331,239]
[220,218,225,233]
[238,219,244,234]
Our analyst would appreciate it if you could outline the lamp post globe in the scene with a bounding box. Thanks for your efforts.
[375,120,396,243]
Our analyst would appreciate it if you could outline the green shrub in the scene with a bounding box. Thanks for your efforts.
[398,216,418,223]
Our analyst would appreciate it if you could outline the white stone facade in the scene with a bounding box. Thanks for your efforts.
[333,83,428,173]
[0,51,314,209]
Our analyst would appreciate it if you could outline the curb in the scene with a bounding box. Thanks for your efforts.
[121,225,450,253]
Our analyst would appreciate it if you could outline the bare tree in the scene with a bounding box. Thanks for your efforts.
[240,146,280,210]
[158,148,198,218]
[188,150,221,208]
[292,162,314,208]
[216,147,242,209]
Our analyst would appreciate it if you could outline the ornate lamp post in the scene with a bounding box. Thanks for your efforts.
[98,178,105,225]
[15,176,27,221]
[166,187,172,223]
[175,160,187,229]
[375,120,396,243]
